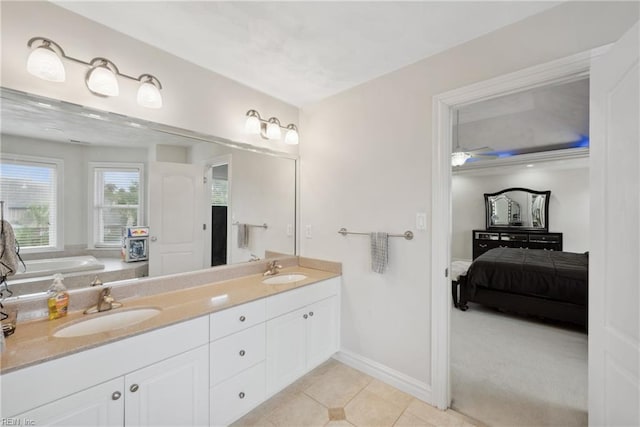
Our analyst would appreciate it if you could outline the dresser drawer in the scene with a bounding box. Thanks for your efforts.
[210,298,265,341]
[211,323,266,386]
[211,362,266,426]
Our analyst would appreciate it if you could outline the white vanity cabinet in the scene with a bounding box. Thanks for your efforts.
[209,299,267,427]
[265,277,340,396]
[4,316,210,426]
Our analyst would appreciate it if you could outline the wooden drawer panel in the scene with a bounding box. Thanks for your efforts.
[211,324,266,386]
[211,362,265,426]
[210,298,265,341]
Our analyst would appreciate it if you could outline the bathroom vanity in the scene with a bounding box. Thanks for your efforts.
[0,263,341,426]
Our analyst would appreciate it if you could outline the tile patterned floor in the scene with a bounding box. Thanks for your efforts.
[232,359,478,427]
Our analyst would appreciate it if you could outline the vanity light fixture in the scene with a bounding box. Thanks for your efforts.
[27,37,163,109]
[244,109,299,145]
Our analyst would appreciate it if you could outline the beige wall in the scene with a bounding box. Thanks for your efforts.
[299,1,638,396]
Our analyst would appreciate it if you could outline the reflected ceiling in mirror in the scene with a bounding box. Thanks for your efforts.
[0,88,297,297]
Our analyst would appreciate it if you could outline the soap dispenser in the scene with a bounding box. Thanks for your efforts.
[47,273,69,320]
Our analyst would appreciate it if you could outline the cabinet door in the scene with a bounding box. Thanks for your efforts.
[125,345,209,427]
[306,296,338,370]
[266,307,307,395]
[17,378,124,427]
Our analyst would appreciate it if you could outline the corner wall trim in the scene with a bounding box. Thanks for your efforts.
[333,350,432,403]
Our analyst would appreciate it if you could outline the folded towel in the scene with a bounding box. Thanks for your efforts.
[0,220,19,278]
[237,223,249,249]
[370,232,389,274]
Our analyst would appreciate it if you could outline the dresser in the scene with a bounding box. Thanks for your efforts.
[472,229,563,259]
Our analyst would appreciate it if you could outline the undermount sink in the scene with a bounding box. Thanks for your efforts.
[53,307,162,338]
[262,274,308,285]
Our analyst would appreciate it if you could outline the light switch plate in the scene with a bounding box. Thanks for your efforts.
[286,224,293,237]
[305,225,313,239]
[416,213,427,231]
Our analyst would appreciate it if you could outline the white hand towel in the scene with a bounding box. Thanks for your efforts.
[237,224,249,249]
[0,220,19,278]
[370,232,389,274]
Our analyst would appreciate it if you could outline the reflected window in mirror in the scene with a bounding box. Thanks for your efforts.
[0,154,63,251]
[90,163,144,247]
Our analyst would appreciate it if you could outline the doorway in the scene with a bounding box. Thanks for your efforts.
[429,46,609,412]
[210,163,229,266]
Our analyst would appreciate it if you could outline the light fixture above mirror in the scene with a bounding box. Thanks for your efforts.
[27,37,163,109]
[245,109,299,145]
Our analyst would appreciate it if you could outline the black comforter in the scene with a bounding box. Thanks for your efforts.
[466,248,588,305]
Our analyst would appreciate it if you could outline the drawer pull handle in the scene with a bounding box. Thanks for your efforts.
[309,311,314,317]
[239,392,245,399]
[130,384,139,393]
[479,244,487,248]
[112,391,121,401]
[239,316,246,322]
[239,350,246,357]
[303,314,308,319]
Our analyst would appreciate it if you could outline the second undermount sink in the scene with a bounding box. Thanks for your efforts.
[53,307,162,338]
[262,274,308,285]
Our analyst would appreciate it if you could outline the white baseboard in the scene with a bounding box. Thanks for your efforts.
[333,349,432,404]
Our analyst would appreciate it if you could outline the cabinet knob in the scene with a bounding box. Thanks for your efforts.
[130,384,139,393]
[303,314,308,319]
[112,391,121,401]
[309,311,314,317]
[239,350,246,357]
[239,392,245,399]
[239,316,246,322]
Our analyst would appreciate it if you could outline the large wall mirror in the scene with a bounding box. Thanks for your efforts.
[484,188,550,232]
[0,88,297,296]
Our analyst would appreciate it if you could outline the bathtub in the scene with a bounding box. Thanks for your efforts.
[14,256,106,280]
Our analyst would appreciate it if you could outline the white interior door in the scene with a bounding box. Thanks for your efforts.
[589,21,639,426]
[148,162,205,277]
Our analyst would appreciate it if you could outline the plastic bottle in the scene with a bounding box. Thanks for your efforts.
[47,273,69,320]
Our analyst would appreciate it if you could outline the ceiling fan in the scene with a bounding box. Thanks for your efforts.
[451,109,498,166]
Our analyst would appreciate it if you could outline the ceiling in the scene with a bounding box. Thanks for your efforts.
[53,1,560,107]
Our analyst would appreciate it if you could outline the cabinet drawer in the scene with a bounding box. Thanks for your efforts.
[210,298,265,341]
[265,278,338,320]
[211,324,266,386]
[211,362,265,427]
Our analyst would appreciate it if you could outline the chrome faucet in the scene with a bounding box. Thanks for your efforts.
[249,254,261,262]
[263,260,283,276]
[84,287,122,314]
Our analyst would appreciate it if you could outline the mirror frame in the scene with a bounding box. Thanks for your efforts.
[484,187,551,232]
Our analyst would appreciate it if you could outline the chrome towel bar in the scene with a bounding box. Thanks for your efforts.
[338,227,413,241]
[232,222,268,229]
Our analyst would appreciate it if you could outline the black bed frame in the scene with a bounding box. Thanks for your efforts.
[458,274,587,328]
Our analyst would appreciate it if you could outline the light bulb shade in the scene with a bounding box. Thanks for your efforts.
[27,46,65,82]
[284,125,299,145]
[245,111,262,134]
[266,118,282,140]
[451,151,471,167]
[137,81,162,108]
[86,64,119,96]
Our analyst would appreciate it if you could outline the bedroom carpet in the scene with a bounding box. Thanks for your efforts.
[451,303,588,427]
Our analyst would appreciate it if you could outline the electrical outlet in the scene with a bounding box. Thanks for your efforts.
[286,224,293,237]
[305,225,313,239]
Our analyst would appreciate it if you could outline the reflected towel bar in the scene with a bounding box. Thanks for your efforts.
[338,227,413,241]
[233,222,268,229]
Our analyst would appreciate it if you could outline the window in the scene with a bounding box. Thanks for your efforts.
[91,163,143,247]
[0,155,63,251]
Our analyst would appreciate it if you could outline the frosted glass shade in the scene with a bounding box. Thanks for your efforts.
[451,151,471,167]
[86,65,119,96]
[284,128,299,145]
[266,121,281,140]
[27,46,65,82]
[245,115,261,134]
[137,81,162,108]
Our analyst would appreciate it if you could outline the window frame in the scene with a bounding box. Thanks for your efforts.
[88,162,145,249]
[0,153,64,253]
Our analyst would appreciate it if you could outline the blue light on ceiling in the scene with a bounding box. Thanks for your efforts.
[572,135,590,148]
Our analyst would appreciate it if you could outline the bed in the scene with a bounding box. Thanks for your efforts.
[458,247,588,327]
